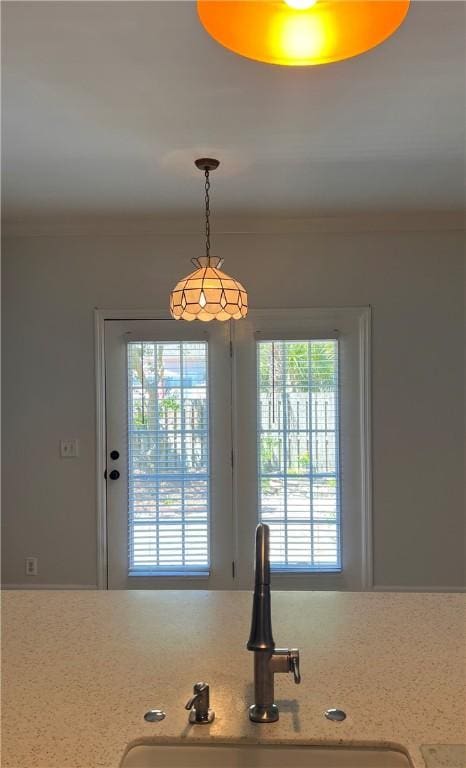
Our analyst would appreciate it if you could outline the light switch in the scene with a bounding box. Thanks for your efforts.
[60,439,79,458]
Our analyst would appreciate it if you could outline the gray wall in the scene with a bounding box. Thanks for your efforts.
[2,224,465,588]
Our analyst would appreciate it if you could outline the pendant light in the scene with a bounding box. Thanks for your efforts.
[170,159,248,322]
[197,1,410,67]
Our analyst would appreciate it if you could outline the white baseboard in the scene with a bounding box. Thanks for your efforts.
[373,584,465,593]
[2,583,98,590]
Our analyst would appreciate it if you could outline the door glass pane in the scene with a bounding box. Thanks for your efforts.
[127,341,209,575]
[257,340,341,572]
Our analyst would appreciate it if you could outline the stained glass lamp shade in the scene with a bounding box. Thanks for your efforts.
[170,255,248,322]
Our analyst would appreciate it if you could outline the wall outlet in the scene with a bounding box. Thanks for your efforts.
[25,557,38,576]
[60,439,79,458]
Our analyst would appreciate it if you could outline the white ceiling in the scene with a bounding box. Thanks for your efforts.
[2,1,465,222]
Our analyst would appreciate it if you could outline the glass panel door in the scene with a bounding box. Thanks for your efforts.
[105,319,233,589]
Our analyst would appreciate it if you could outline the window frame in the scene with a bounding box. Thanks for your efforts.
[256,337,342,575]
[126,337,212,578]
[231,307,372,591]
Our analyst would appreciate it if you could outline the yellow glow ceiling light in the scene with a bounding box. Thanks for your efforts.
[197,1,410,67]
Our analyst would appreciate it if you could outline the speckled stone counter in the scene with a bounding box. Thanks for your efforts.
[2,591,465,768]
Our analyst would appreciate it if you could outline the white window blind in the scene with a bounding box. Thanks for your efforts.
[127,341,210,575]
[257,339,341,572]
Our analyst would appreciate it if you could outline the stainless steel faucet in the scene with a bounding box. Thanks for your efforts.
[185,682,215,724]
[247,523,301,723]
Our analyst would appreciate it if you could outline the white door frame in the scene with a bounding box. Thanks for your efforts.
[95,308,178,589]
[95,306,373,591]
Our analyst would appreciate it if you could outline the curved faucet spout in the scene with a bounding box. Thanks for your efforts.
[246,523,301,723]
[247,523,275,652]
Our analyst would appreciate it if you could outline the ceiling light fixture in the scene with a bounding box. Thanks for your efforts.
[170,159,248,323]
[197,1,410,67]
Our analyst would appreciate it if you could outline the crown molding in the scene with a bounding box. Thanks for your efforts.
[2,211,465,239]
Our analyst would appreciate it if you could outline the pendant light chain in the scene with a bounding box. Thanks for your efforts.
[204,169,211,262]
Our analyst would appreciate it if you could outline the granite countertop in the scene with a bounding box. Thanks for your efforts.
[2,591,465,768]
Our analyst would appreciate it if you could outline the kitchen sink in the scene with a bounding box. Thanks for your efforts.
[121,743,411,767]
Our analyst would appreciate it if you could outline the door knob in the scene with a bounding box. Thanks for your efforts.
[109,470,120,480]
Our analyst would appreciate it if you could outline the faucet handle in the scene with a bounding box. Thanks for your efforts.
[290,649,301,684]
[185,681,207,710]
